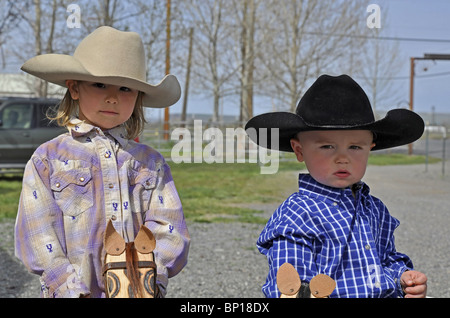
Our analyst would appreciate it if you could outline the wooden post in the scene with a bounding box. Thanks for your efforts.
[181,28,194,128]
[409,57,415,155]
[164,0,171,140]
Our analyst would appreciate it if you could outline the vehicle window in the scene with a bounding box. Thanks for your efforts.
[0,103,33,129]
[36,103,59,128]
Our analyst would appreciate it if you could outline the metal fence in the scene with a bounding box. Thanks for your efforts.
[423,125,448,175]
[141,120,449,175]
[140,119,298,165]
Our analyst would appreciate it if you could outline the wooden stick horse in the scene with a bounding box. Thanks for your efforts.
[277,263,336,298]
[103,220,157,298]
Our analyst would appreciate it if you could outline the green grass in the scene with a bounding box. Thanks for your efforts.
[368,153,440,165]
[169,162,301,223]
[0,153,439,223]
[0,175,23,220]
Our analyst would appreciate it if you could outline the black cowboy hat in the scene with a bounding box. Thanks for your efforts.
[245,74,424,152]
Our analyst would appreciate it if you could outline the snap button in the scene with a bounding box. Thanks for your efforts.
[109,183,114,189]
[111,215,117,221]
[365,244,371,250]
[105,153,110,158]
[55,182,60,188]
[79,177,85,182]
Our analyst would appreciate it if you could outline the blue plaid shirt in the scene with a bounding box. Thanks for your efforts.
[257,174,413,298]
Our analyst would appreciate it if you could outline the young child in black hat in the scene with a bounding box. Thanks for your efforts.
[246,74,427,298]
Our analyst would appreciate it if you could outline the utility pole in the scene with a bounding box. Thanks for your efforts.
[409,53,450,154]
[181,28,194,128]
[409,57,415,155]
[164,0,171,140]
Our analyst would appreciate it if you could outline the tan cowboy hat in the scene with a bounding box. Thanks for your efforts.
[21,26,181,108]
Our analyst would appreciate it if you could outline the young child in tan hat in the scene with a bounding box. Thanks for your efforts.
[246,74,427,298]
[15,26,189,298]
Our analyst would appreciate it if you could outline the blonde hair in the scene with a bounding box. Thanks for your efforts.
[48,89,146,140]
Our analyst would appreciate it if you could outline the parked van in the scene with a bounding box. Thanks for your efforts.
[0,98,65,172]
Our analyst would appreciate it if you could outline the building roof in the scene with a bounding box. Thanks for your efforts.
[0,73,64,98]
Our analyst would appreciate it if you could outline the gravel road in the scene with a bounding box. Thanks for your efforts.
[1,161,448,298]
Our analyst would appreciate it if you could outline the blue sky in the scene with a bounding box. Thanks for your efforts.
[376,0,450,115]
[6,1,449,117]
[168,0,450,117]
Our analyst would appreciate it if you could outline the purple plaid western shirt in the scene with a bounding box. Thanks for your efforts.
[15,119,189,297]
[257,173,413,298]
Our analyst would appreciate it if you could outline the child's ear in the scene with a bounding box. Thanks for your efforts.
[290,138,304,162]
[66,80,79,100]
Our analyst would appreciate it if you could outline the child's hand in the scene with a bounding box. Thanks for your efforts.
[400,270,427,298]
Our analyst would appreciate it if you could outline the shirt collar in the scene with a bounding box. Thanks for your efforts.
[68,118,129,148]
[67,118,92,136]
[106,125,129,148]
[298,173,369,202]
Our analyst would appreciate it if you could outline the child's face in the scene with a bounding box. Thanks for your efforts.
[66,80,139,130]
[290,130,375,188]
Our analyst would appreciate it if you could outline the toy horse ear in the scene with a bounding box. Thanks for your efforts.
[277,262,301,296]
[309,274,336,298]
[134,224,156,254]
[104,220,126,255]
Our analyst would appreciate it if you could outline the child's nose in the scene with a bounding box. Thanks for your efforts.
[105,89,118,104]
[335,150,349,164]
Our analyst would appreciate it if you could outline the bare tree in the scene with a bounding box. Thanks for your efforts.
[355,14,404,115]
[5,0,401,121]
[14,0,62,97]
[256,0,370,112]
[79,0,143,32]
[0,0,23,69]
[9,0,154,97]
[235,0,257,122]
[179,0,241,122]
[134,0,169,82]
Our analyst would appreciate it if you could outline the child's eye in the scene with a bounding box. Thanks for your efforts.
[93,83,106,88]
[320,145,334,149]
[349,145,362,150]
[120,86,132,92]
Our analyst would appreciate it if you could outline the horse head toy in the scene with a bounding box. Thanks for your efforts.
[277,262,336,298]
[103,220,157,298]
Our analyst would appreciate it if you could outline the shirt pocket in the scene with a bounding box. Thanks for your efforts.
[50,168,94,217]
[128,169,157,213]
